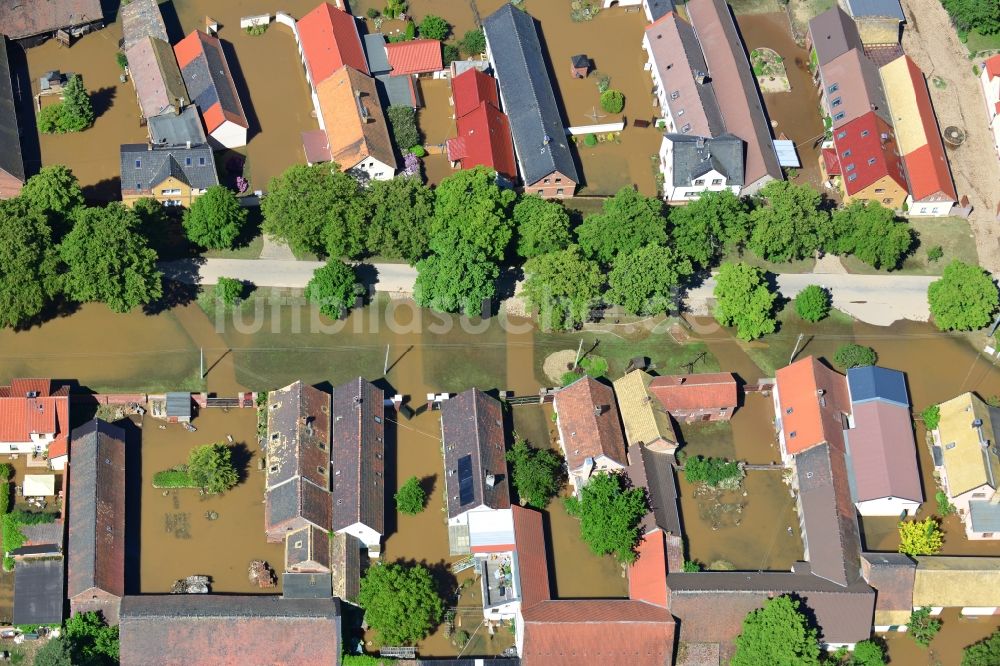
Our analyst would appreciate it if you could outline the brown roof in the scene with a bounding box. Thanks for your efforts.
[648,373,738,413]
[125,36,188,119]
[845,401,923,504]
[0,0,102,40]
[554,376,628,471]
[861,552,915,614]
[820,49,890,128]
[628,445,682,536]
[285,524,331,572]
[521,599,675,666]
[330,377,384,536]
[512,505,551,610]
[316,65,396,172]
[809,6,864,66]
[440,388,510,518]
[118,595,341,666]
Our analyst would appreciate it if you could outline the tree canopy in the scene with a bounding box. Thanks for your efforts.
[364,177,434,262]
[607,244,692,316]
[941,0,1000,36]
[59,204,162,312]
[19,165,85,227]
[357,562,444,645]
[414,249,498,315]
[849,640,887,666]
[34,637,74,666]
[908,606,942,647]
[428,167,515,261]
[748,181,829,262]
[187,443,239,494]
[563,471,647,565]
[576,187,667,264]
[834,344,877,369]
[899,518,944,556]
[522,245,603,331]
[63,610,120,665]
[669,189,752,269]
[0,198,60,329]
[506,437,564,509]
[61,74,96,131]
[712,262,778,341]
[305,260,359,318]
[183,186,248,250]
[731,595,821,666]
[458,28,486,55]
[418,14,450,40]
[962,628,1000,666]
[514,195,572,259]
[395,476,427,515]
[794,285,831,323]
[829,201,913,269]
[928,260,1000,331]
[386,105,422,153]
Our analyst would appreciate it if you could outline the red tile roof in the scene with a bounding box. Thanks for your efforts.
[648,373,738,413]
[628,530,669,608]
[521,599,675,666]
[822,147,842,176]
[0,379,69,458]
[986,54,1000,81]
[775,357,850,456]
[451,68,499,118]
[174,30,249,133]
[512,506,551,610]
[297,2,368,86]
[385,39,443,76]
[554,377,628,471]
[832,111,907,196]
[447,101,517,182]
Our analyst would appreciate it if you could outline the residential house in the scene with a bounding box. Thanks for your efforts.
[483,4,579,198]
[174,30,250,149]
[0,378,71,470]
[0,37,25,199]
[125,36,188,119]
[601,0,675,23]
[880,55,956,216]
[120,0,168,50]
[980,54,1000,160]
[843,366,923,517]
[612,370,678,454]
[818,47,890,129]
[931,392,1000,539]
[148,105,208,148]
[0,0,103,44]
[912,556,1000,616]
[362,33,419,108]
[119,143,219,207]
[829,110,908,207]
[67,419,126,624]
[295,2,368,119]
[660,134,745,201]
[861,551,916,632]
[118,595,342,666]
[553,376,628,492]
[446,68,517,183]
[844,0,905,46]
[772,356,850,463]
[440,388,510,554]
[264,381,332,542]
[330,377,385,554]
[809,6,865,69]
[13,558,64,625]
[648,372,739,423]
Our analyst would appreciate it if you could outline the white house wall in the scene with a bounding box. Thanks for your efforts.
[907,197,953,217]
[336,521,381,550]
[855,496,920,517]
[210,121,248,149]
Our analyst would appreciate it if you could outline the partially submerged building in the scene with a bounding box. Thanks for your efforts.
[0,378,71,470]
[648,372,739,423]
[125,36,188,119]
[0,37,25,199]
[843,0,905,46]
[612,370,678,454]
[861,551,916,632]
[120,0,168,50]
[119,143,219,208]
[0,0,103,45]
[446,68,517,183]
[362,33,419,108]
[912,556,1000,616]
[553,376,628,492]
[174,30,250,149]
[773,356,851,464]
[67,419,126,624]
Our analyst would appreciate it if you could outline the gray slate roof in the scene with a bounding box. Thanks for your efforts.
[483,4,578,186]
[441,388,510,519]
[120,0,168,49]
[177,31,248,130]
[282,572,332,599]
[645,0,676,21]
[970,500,1000,533]
[847,366,909,407]
[13,558,64,625]
[119,143,219,195]
[846,0,905,21]
[665,133,744,187]
[0,37,25,185]
[165,392,191,418]
[809,6,864,66]
[629,445,681,536]
[363,33,390,75]
[148,105,207,147]
[330,377,385,535]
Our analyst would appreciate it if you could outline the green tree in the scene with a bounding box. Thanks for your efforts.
[899,518,944,556]
[19,165,85,228]
[131,197,171,253]
[386,105,421,152]
[522,245,603,331]
[506,437,564,508]
[33,636,74,666]
[850,640,886,666]
[182,186,248,250]
[414,250,498,315]
[458,28,486,55]
[357,562,444,645]
[0,198,60,329]
[214,277,246,306]
[607,245,692,315]
[261,163,366,258]
[600,89,625,114]
[928,260,1000,331]
[64,611,119,665]
[576,187,666,264]
[60,74,96,132]
[834,343,877,369]
[37,104,67,134]
[418,14,450,40]
[712,262,777,341]
[563,471,647,565]
[364,177,434,262]
[962,628,1000,666]
[794,285,831,323]
[731,595,821,666]
[748,181,829,262]
[941,0,1000,36]
[922,404,941,430]
[187,443,239,494]
[683,456,743,489]
[428,166,515,261]
[59,204,162,312]
[395,476,427,515]
[908,607,942,647]
[829,201,913,269]
[305,260,360,318]
[669,189,752,268]
[514,195,572,259]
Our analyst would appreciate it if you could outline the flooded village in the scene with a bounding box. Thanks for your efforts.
[1,0,1000,664]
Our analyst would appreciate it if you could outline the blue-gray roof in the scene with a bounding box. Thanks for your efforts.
[362,34,416,108]
[13,558,64,625]
[483,4,579,186]
[363,34,390,75]
[847,366,909,408]
[846,0,905,21]
[664,133,744,187]
[120,143,219,194]
[970,500,1000,533]
[148,105,206,147]
[166,391,192,418]
[282,572,333,599]
[645,0,675,21]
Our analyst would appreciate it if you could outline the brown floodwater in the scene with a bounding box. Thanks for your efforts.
[883,609,1000,666]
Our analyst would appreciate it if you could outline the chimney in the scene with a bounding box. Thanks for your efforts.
[696,137,705,149]
[485,473,496,488]
[594,405,606,417]
[147,143,153,151]
[695,71,706,84]
[186,140,191,149]
[678,377,686,385]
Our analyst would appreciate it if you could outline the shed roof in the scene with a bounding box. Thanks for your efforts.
[125,36,188,119]
[969,501,1000,533]
[912,556,1000,608]
[120,143,219,195]
[628,530,669,608]
[0,37,25,193]
[297,2,368,85]
[148,105,207,147]
[936,392,1000,496]
[649,372,739,412]
[613,370,677,449]
[511,505,550,611]
[847,365,909,407]
[386,39,442,76]
[846,0,904,21]
[0,0,102,40]
[844,401,923,504]
[665,133,745,187]
[441,388,510,518]
[330,377,384,536]
[165,392,191,418]
[554,376,628,471]
[809,6,864,67]
[13,557,63,625]
[634,446,682,536]
[120,0,168,49]
[362,33,390,75]
[316,65,396,172]
[775,356,850,456]
[483,4,579,187]
[174,31,249,134]
[282,572,332,599]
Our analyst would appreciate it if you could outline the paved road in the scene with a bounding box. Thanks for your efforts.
[163,258,933,326]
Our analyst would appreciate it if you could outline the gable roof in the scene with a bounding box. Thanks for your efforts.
[936,392,1000,496]
[120,143,219,195]
[119,595,341,666]
[832,111,906,196]
[0,38,25,193]
[13,557,63,625]
[632,445,682,536]
[809,6,864,67]
[316,65,396,172]
[483,4,579,186]
[554,376,628,471]
[67,419,126,600]
[844,401,923,504]
[612,370,677,448]
[664,133,745,187]
[330,377,384,536]
[125,36,188,119]
[285,524,331,571]
[448,101,518,182]
[822,49,890,128]
[0,378,70,455]
[512,505,550,610]
[649,372,739,412]
[846,365,909,407]
[174,31,248,134]
[385,39,442,76]
[986,55,1000,81]
[451,68,500,119]
[120,0,168,49]
[0,0,102,40]
[441,388,510,518]
[861,552,915,621]
[775,356,850,456]
[912,556,1000,608]
[846,0,905,21]
[297,2,368,85]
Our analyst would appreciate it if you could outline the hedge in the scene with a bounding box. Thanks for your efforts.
[152,469,197,488]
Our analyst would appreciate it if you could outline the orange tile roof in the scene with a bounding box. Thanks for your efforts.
[0,379,69,458]
[298,2,368,85]
[986,54,1000,80]
[628,530,668,608]
[775,356,849,456]
[385,39,443,76]
[512,506,551,610]
[316,66,396,172]
[648,373,738,412]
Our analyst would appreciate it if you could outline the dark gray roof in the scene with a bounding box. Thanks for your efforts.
[165,392,191,418]
[846,0,905,21]
[285,524,330,571]
[67,419,126,600]
[847,366,909,407]
[483,4,578,186]
[331,377,385,535]
[664,133,744,187]
[363,34,390,75]
[970,500,1000,532]
[282,572,332,599]
[148,105,207,147]
[13,558,64,625]
[177,31,247,129]
[646,0,676,21]
[0,0,103,40]
[119,143,219,195]
[20,522,62,547]
[632,445,681,536]
[267,476,332,533]
[809,7,864,66]
[363,33,416,107]
[11,544,60,557]
[441,388,510,519]
[0,37,25,184]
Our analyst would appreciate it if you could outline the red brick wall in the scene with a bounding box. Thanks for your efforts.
[526,170,576,198]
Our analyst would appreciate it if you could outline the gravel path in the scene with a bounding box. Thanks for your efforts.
[901,0,1000,272]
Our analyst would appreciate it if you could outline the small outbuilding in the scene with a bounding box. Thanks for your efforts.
[165,392,192,423]
[570,54,590,78]
[23,474,56,497]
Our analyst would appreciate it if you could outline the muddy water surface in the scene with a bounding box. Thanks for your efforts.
[883,609,1000,666]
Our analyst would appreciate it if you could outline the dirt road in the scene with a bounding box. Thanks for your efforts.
[901,0,1000,271]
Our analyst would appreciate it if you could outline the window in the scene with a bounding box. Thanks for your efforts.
[136,183,142,190]
[670,90,680,100]
[681,123,691,133]
[711,178,723,186]
[842,149,852,158]
[874,188,885,194]
[827,83,839,93]
[694,179,705,186]
[677,109,685,116]
[537,189,543,195]
[831,97,842,108]
[556,188,564,196]
[836,131,847,140]
[544,178,550,184]
[318,442,326,451]
[945,442,956,450]
[848,173,857,182]
[374,415,383,424]
[845,164,855,172]
[317,466,327,475]
[867,157,877,166]
[790,431,797,438]
[918,207,927,213]
[555,177,562,183]
[185,157,192,166]
[135,159,141,168]
[833,112,845,121]
[199,157,206,165]
[861,129,870,138]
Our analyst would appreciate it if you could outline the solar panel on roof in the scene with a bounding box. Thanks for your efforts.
[457,454,475,506]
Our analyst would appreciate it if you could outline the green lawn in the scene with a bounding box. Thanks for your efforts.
[965,29,1000,55]
[719,248,817,274]
[739,304,856,376]
[728,0,784,14]
[839,216,978,276]
[203,234,264,260]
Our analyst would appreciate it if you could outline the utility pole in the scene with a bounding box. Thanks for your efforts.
[573,338,584,369]
[789,333,805,365]
[200,348,204,379]
[383,344,390,376]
